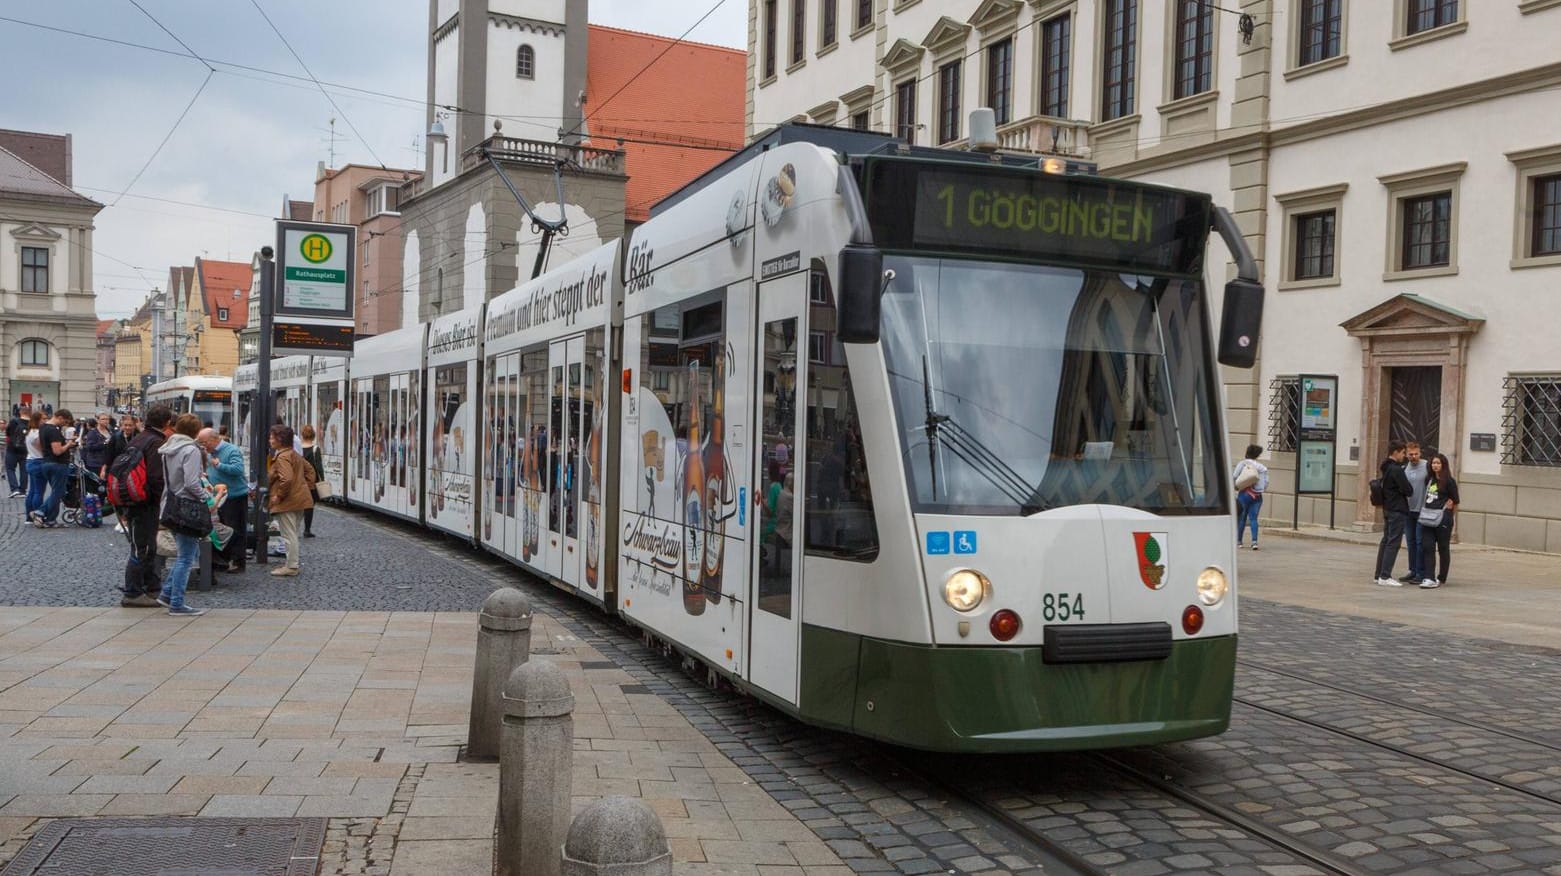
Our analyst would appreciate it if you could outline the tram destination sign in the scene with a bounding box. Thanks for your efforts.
[275,220,355,320]
[864,160,1206,273]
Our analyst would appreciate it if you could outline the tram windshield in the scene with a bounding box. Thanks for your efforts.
[880,255,1225,516]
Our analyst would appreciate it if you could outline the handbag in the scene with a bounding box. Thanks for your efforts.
[315,480,334,500]
[161,494,214,537]
[1417,506,1445,527]
[156,528,178,558]
[1234,462,1260,492]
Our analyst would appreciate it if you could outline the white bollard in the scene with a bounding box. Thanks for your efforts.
[560,796,673,875]
[496,659,573,876]
[467,588,533,760]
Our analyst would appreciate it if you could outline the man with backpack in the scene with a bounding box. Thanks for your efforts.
[113,404,173,607]
[4,405,28,498]
[1373,440,1415,588]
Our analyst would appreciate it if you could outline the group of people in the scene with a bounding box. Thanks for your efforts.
[8,401,322,616]
[1374,440,1459,589]
[1232,439,1459,590]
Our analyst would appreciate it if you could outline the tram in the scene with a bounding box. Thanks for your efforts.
[144,375,233,433]
[238,124,1265,752]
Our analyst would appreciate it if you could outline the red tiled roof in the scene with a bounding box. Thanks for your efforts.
[0,129,70,186]
[585,25,745,223]
[195,258,252,329]
[96,319,116,338]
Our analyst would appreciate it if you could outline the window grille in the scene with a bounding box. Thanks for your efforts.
[1268,376,1300,452]
[516,45,534,79]
[1503,374,1561,466]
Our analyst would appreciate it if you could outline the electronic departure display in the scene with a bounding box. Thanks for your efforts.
[273,321,354,354]
[863,159,1209,274]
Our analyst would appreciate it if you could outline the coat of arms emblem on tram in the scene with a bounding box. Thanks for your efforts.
[1133,532,1168,590]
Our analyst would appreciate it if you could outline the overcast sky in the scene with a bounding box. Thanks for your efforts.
[0,0,747,319]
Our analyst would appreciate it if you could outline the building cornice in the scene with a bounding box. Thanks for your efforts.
[433,13,459,44]
[488,11,565,37]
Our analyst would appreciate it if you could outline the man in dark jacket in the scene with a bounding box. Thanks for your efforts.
[3,405,28,498]
[1373,440,1415,587]
[120,404,174,607]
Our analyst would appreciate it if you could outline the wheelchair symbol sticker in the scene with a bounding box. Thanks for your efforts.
[953,531,977,554]
[926,531,951,555]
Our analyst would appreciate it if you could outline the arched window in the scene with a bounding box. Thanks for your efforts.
[19,339,50,367]
[516,45,535,79]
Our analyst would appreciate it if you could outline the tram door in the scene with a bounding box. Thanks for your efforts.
[546,337,586,588]
[749,273,805,705]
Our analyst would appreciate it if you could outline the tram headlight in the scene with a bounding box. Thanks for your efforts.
[942,569,990,613]
[1196,566,1228,606]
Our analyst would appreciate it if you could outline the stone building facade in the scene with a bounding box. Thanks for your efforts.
[0,130,102,416]
[747,0,1561,552]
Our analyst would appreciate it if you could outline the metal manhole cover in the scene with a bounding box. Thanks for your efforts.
[1,818,327,876]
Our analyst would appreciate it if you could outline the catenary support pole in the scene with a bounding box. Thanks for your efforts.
[497,659,573,876]
[560,796,673,875]
[252,247,275,566]
[467,588,532,760]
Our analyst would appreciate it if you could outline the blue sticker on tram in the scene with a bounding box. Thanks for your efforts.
[738,488,746,526]
[954,531,978,555]
[926,531,951,555]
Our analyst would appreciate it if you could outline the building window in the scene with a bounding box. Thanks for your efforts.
[821,0,837,47]
[764,0,778,78]
[1531,174,1561,257]
[894,78,917,143]
[856,0,872,30]
[937,60,961,143]
[1294,211,1336,280]
[1269,376,1301,452]
[1401,192,1452,270]
[792,0,806,64]
[1101,0,1137,121]
[1503,374,1561,467]
[1407,0,1457,35]
[218,307,230,322]
[809,330,827,364]
[810,272,829,303]
[1040,13,1071,118]
[1298,0,1342,66]
[1173,0,1213,99]
[851,110,870,131]
[516,44,534,79]
[20,339,49,367]
[20,246,48,294]
[985,38,1013,126]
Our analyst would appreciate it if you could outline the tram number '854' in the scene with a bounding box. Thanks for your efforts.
[1042,593,1086,622]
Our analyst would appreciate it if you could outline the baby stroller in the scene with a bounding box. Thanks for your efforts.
[59,463,110,528]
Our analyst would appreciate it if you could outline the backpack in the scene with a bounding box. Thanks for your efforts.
[1368,477,1385,508]
[107,444,150,506]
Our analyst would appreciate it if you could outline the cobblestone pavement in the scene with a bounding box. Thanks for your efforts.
[5,494,1561,875]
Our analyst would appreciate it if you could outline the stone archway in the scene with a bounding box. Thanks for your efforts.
[1341,294,1483,529]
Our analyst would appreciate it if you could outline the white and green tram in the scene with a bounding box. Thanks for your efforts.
[325,125,1264,752]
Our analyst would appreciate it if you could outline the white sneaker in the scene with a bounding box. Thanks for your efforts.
[1420,578,1441,589]
[1375,577,1403,587]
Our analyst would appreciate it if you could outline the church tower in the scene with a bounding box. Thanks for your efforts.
[425,0,589,189]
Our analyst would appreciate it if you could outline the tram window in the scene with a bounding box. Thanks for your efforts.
[804,267,878,561]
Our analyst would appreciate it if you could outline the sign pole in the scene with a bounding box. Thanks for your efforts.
[252,246,275,567]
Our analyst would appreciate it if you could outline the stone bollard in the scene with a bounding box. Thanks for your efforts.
[560,796,673,875]
[496,659,573,876]
[467,588,533,760]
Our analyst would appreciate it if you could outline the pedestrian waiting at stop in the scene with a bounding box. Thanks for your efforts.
[1400,442,1429,585]
[4,405,29,498]
[81,413,113,478]
[1373,440,1415,587]
[22,411,45,520]
[1416,452,1460,589]
[119,404,174,607]
[157,413,213,616]
[31,409,79,528]
[198,427,248,574]
[1233,444,1268,550]
[267,424,315,577]
[300,424,323,538]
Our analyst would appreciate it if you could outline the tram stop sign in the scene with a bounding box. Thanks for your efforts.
[274,220,356,356]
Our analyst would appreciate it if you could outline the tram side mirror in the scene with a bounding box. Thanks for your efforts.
[837,245,884,344]
[1217,278,1265,369]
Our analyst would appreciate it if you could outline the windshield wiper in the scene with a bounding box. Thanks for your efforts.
[922,356,942,501]
[918,356,1044,510]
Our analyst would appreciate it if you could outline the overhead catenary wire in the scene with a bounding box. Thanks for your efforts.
[245,0,388,170]
[109,68,214,207]
[125,0,215,71]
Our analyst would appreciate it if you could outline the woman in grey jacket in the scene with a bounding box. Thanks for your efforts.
[158,413,212,616]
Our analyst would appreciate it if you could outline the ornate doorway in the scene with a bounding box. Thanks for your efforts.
[1341,294,1482,529]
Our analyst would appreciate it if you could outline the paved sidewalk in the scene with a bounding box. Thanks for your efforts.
[1237,526,1561,651]
[0,606,850,875]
